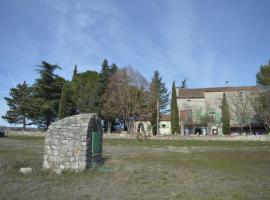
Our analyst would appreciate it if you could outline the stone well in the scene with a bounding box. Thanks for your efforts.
[43,113,103,173]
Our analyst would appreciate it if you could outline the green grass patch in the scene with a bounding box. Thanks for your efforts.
[104,138,270,148]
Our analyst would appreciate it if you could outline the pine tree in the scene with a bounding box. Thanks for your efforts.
[58,84,68,119]
[31,61,66,129]
[222,93,230,135]
[150,71,169,135]
[170,81,180,134]
[98,59,118,132]
[98,60,118,99]
[2,81,33,129]
[98,59,111,98]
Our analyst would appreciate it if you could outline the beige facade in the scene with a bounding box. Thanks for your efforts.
[135,115,171,135]
[177,86,262,135]
[135,86,264,135]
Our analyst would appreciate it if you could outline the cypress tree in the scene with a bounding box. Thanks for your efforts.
[170,81,180,134]
[222,92,230,135]
[58,84,68,119]
[72,64,78,81]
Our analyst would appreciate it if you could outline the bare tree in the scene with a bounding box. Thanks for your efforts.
[102,67,149,133]
[228,91,255,134]
[252,88,270,131]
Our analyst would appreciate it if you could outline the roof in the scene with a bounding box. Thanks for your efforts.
[177,86,258,98]
[160,114,171,121]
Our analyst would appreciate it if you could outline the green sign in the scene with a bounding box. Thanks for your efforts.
[92,131,102,156]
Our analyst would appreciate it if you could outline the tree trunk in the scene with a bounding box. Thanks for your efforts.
[23,116,26,131]
[107,120,111,134]
[249,122,252,135]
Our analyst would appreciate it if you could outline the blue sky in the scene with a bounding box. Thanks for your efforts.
[0,0,270,126]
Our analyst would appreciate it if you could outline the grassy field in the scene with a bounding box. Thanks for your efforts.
[0,136,270,200]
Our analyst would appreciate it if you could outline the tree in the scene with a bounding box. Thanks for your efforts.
[72,64,78,80]
[2,81,33,129]
[254,60,270,131]
[31,61,66,129]
[170,81,180,134]
[221,93,230,135]
[98,59,118,132]
[98,59,118,102]
[181,78,188,88]
[58,83,68,119]
[253,88,270,131]
[150,71,169,135]
[70,70,100,113]
[228,91,254,134]
[102,67,149,133]
[256,60,270,85]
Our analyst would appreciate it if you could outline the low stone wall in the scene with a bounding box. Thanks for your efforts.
[4,130,45,137]
[104,133,270,141]
[43,113,102,174]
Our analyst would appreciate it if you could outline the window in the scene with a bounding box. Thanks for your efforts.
[162,124,166,128]
[180,110,187,121]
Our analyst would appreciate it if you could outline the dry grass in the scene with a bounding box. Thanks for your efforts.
[0,136,270,200]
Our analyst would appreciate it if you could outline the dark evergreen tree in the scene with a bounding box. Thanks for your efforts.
[2,81,33,129]
[72,64,78,81]
[70,70,100,113]
[98,59,118,131]
[150,71,169,135]
[98,59,110,98]
[181,78,188,88]
[256,60,270,86]
[170,81,180,134]
[222,93,230,135]
[31,61,66,129]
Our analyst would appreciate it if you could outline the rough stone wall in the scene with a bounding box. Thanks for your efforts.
[43,113,102,173]
[104,133,270,141]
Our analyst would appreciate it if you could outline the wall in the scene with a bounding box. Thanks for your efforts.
[159,121,171,135]
[103,133,270,141]
[135,120,171,135]
[4,130,45,137]
[177,98,206,123]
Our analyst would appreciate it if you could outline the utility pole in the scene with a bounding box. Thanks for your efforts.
[157,98,159,135]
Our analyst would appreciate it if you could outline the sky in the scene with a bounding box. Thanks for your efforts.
[0,0,270,126]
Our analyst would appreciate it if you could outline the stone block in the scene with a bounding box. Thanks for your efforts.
[20,167,32,174]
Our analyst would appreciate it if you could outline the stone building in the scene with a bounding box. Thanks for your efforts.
[135,114,171,135]
[176,86,264,135]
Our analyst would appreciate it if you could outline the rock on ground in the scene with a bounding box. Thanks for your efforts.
[19,167,32,174]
